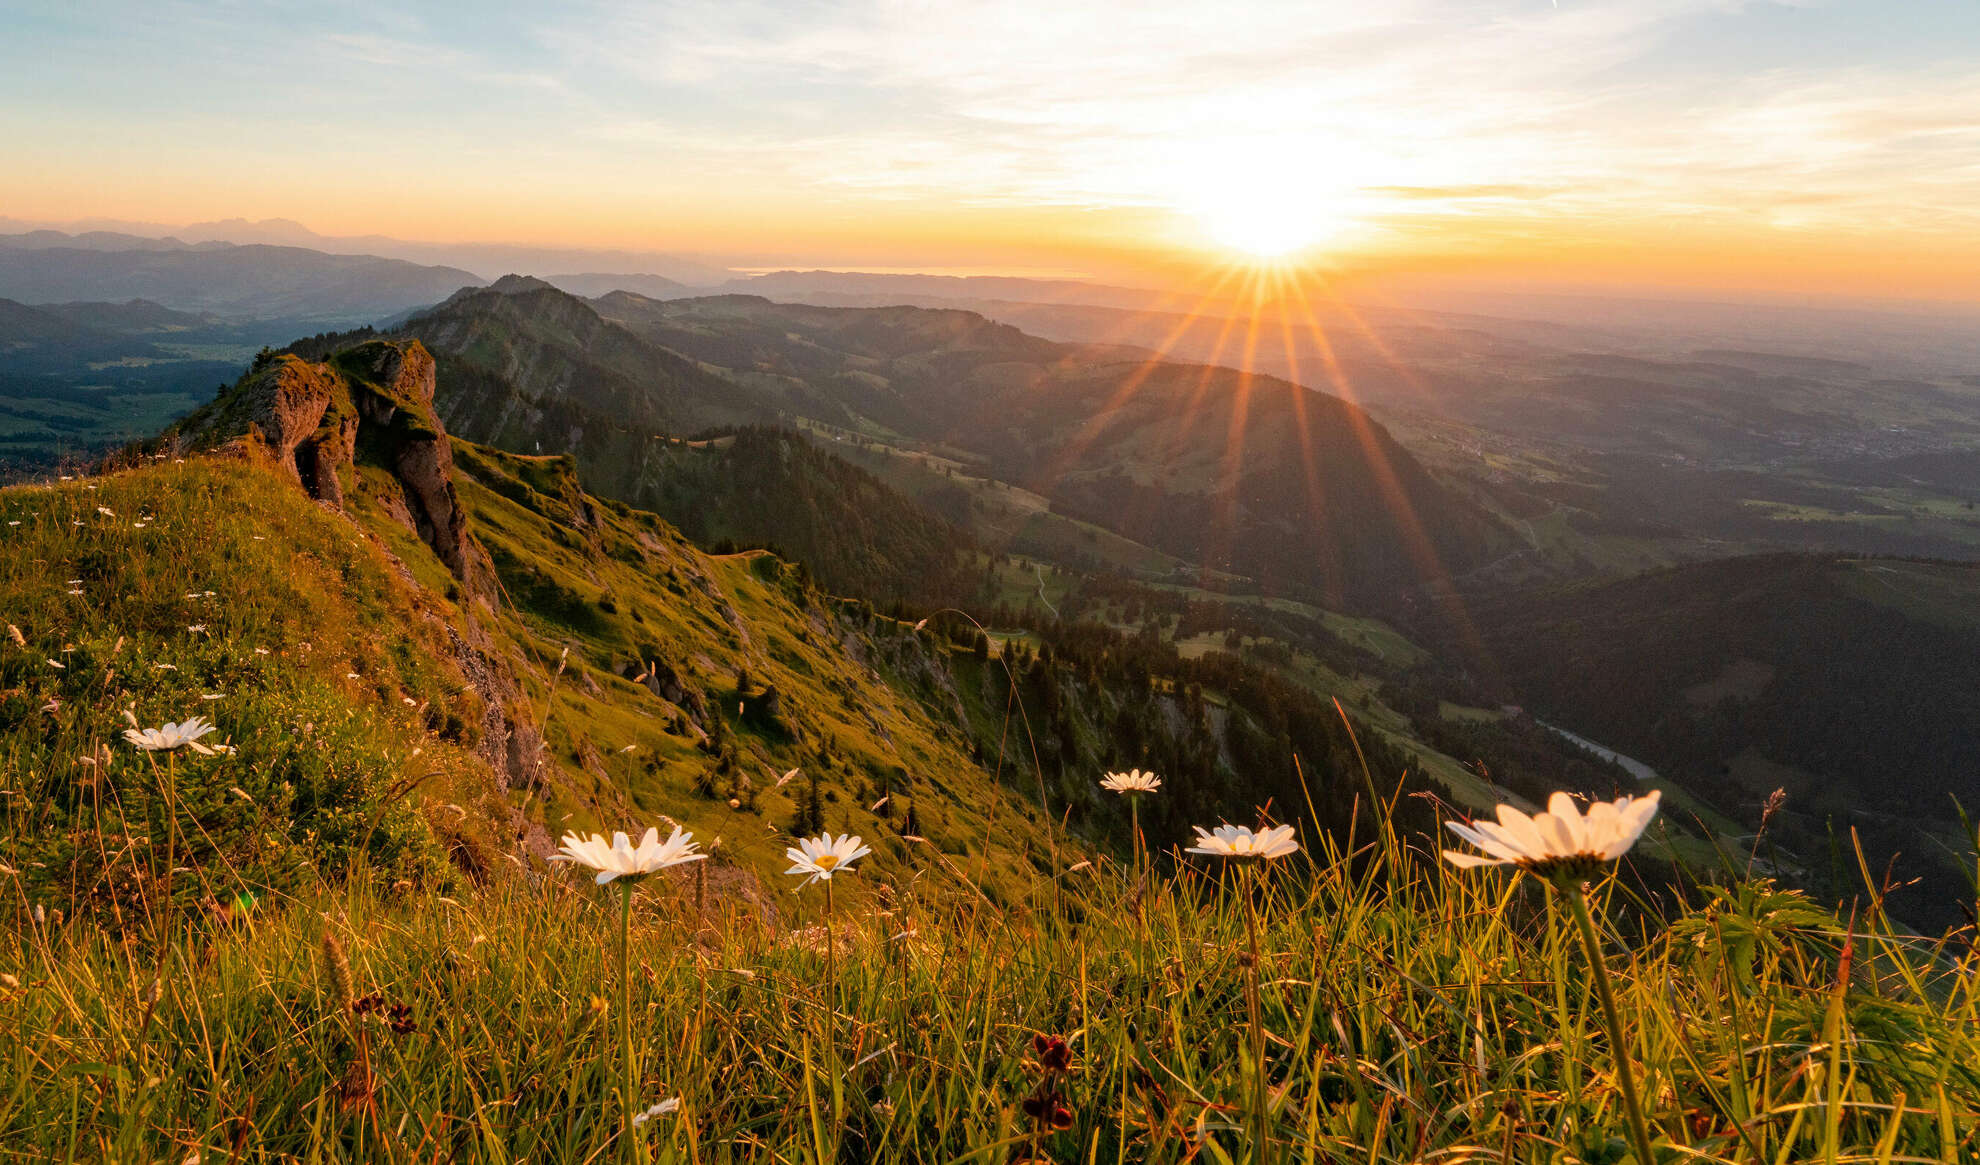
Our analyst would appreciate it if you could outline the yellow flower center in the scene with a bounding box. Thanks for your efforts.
[814,854,840,870]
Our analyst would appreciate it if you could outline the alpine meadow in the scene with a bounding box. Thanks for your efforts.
[5,2,1980,1162]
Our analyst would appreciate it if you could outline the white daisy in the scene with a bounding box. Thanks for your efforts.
[121,712,222,755]
[1443,790,1662,878]
[1100,769,1162,794]
[784,833,873,886]
[550,826,707,885]
[1186,823,1299,860]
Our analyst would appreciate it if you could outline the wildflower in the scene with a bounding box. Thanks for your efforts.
[187,624,207,633]
[1022,1034,1077,1132]
[46,658,65,669]
[1100,769,1162,794]
[1186,823,1299,860]
[254,647,270,655]
[6,624,22,647]
[784,833,872,886]
[1186,822,1294,1154]
[121,711,222,754]
[632,1098,681,1126]
[96,506,115,517]
[1442,790,1662,880]
[1443,789,1663,1165]
[550,826,707,885]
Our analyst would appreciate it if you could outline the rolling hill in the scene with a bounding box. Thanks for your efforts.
[339,281,971,601]
[594,292,1515,608]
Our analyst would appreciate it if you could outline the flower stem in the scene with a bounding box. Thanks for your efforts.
[1129,796,1145,936]
[619,881,647,1165]
[824,877,836,1019]
[1241,863,1270,1165]
[1564,882,1655,1165]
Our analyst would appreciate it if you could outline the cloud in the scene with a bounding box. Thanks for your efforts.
[517,0,1979,247]
[8,0,1980,272]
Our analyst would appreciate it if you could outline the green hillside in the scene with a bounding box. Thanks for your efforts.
[7,341,1977,1165]
[2,339,1062,913]
[7,338,1495,922]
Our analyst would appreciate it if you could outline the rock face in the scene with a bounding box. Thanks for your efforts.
[343,341,478,583]
[175,338,487,592]
[221,356,356,505]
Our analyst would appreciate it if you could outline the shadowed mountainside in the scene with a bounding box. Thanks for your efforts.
[1472,552,1980,927]
[594,291,1515,608]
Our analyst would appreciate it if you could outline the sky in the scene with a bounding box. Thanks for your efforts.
[4,0,1980,301]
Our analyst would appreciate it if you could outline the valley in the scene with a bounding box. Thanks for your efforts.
[6,234,1980,931]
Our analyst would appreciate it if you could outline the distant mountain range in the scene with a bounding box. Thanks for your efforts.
[0,218,738,287]
[0,238,482,324]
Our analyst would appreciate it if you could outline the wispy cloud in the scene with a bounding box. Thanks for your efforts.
[4,0,1979,284]
[515,0,1980,245]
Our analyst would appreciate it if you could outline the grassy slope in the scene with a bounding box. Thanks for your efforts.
[448,441,1056,900]
[4,818,1975,1161]
[0,458,494,909]
[0,439,1064,924]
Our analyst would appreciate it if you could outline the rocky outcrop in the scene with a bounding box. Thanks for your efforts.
[175,339,489,594]
[343,342,479,584]
[211,356,357,505]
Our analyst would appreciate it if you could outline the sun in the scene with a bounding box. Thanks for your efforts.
[1172,153,1358,262]
[1198,192,1333,259]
